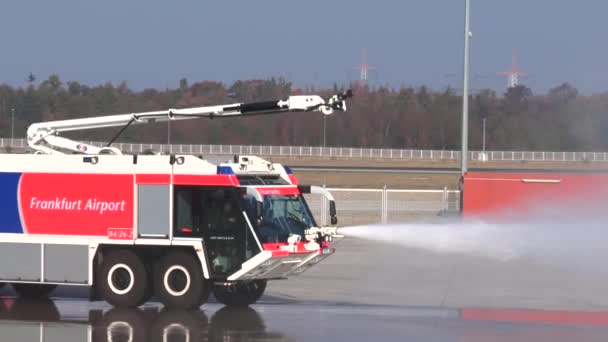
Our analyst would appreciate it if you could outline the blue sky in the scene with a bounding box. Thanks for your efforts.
[1,0,607,94]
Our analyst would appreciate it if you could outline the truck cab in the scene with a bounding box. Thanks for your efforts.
[170,155,337,283]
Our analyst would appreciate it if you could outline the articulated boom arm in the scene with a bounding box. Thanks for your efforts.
[27,90,353,155]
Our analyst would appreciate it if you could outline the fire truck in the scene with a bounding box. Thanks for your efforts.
[0,90,351,309]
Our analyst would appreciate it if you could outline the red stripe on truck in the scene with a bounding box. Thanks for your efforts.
[256,187,300,196]
[136,174,171,185]
[288,174,298,185]
[173,174,237,186]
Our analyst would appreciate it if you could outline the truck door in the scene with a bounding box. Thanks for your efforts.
[173,186,257,279]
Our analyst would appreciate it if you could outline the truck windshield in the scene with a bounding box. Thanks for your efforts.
[256,195,317,243]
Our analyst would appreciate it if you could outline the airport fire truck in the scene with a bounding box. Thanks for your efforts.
[0,90,351,309]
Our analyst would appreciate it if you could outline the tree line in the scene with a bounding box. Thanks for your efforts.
[0,74,606,151]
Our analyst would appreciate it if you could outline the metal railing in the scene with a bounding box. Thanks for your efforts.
[2,138,607,162]
[305,187,461,227]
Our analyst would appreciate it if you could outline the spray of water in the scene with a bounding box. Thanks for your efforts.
[340,218,603,269]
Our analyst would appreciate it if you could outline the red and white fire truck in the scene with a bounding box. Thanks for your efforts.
[0,90,351,309]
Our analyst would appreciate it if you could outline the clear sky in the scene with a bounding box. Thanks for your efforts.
[1,0,607,94]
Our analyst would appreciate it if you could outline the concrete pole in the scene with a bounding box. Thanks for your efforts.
[482,116,486,152]
[167,120,171,151]
[323,115,327,147]
[10,108,15,141]
[461,0,471,175]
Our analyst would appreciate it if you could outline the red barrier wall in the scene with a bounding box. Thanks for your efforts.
[462,172,608,220]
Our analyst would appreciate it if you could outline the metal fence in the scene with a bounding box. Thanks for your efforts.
[305,188,460,227]
[4,138,608,162]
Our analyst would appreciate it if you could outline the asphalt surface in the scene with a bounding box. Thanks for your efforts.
[3,236,608,341]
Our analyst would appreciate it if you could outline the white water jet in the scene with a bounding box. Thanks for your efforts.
[340,219,603,268]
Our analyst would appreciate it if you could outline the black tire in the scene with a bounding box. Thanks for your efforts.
[97,249,148,308]
[153,251,209,310]
[12,283,57,298]
[212,280,267,307]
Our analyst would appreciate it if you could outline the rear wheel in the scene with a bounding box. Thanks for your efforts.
[212,280,266,307]
[153,251,209,310]
[12,284,57,298]
[97,250,148,308]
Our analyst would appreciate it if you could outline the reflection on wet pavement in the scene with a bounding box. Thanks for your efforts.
[0,298,290,342]
[3,298,608,341]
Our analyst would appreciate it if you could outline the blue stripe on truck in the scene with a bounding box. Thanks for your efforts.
[0,172,24,233]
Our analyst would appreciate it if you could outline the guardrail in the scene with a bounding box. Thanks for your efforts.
[305,187,461,227]
[2,138,607,162]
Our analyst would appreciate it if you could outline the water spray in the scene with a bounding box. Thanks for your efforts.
[337,218,608,272]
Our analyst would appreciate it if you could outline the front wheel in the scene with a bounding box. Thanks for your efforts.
[212,280,266,307]
[153,251,209,310]
[97,250,149,308]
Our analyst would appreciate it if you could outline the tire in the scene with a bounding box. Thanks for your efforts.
[12,283,57,299]
[97,250,149,308]
[212,280,266,307]
[153,251,209,310]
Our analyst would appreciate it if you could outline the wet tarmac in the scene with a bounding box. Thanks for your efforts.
[3,236,608,341]
[3,298,608,341]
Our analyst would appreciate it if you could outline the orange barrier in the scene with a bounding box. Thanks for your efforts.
[462,172,608,219]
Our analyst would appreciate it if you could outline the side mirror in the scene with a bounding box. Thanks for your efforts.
[329,201,338,225]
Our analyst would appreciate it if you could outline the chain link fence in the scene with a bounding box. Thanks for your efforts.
[305,188,460,227]
[3,138,608,162]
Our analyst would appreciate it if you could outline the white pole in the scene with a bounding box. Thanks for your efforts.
[461,0,471,175]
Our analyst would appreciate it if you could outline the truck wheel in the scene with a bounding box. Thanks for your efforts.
[97,250,148,308]
[212,280,266,307]
[12,284,57,298]
[153,251,209,310]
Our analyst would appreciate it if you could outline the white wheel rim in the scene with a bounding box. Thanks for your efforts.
[107,263,134,295]
[164,265,191,297]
